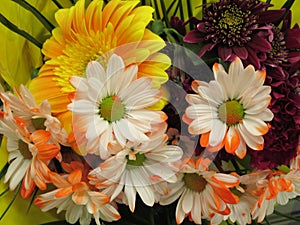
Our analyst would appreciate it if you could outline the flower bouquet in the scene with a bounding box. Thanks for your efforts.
[0,0,299,225]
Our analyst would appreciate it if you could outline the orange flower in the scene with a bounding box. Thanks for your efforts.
[29,0,170,132]
[35,166,121,224]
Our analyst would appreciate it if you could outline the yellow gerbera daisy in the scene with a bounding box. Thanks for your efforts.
[29,0,170,132]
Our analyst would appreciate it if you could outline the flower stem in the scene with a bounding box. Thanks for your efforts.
[0,183,22,220]
[0,13,42,49]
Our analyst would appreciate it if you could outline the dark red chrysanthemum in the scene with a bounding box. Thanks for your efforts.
[184,0,285,69]
[249,12,300,169]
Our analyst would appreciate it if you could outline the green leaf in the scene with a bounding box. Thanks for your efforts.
[0,163,9,180]
[0,188,9,197]
[159,0,170,27]
[52,0,63,8]
[0,183,21,221]
[40,221,71,225]
[11,0,54,32]
[0,13,42,49]
[149,20,164,35]
[274,210,300,222]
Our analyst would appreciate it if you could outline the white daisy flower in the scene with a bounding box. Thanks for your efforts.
[0,85,69,146]
[88,126,183,212]
[68,54,167,159]
[0,102,60,198]
[184,57,273,158]
[34,169,120,225]
[159,158,240,225]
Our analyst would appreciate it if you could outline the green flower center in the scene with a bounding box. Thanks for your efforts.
[99,95,125,122]
[218,100,244,125]
[126,153,146,167]
[183,173,207,192]
[219,7,244,32]
[18,140,32,160]
[32,118,46,130]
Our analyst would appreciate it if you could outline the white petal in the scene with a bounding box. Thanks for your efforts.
[182,188,193,213]
[209,119,227,146]
[106,54,125,77]
[243,116,269,136]
[124,174,137,212]
[68,100,97,114]
[9,159,30,190]
[191,192,202,224]
[86,117,109,140]
[4,156,23,184]
[237,124,264,150]
[86,60,106,81]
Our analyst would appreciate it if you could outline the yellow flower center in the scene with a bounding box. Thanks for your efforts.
[183,173,207,192]
[54,31,116,92]
[99,96,125,123]
[219,5,244,32]
[218,100,244,125]
[18,140,32,160]
[126,153,146,167]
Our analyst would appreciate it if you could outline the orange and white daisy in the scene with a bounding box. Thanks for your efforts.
[0,102,60,198]
[68,54,167,158]
[251,169,300,222]
[184,57,273,158]
[29,0,170,132]
[159,158,240,224]
[0,85,69,146]
[34,166,120,225]
[88,126,183,212]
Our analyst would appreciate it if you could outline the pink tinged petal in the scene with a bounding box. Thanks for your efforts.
[9,159,30,190]
[213,64,233,100]
[106,54,125,77]
[182,189,193,213]
[4,156,24,184]
[86,117,109,140]
[209,119,227,147]
[254,70,266,86]
[191,192,202,224]
[218,46,232,61]
[110,65,138,95]
[237,124,264,150]
[69,76,88,90]
[243,116,269,136]
[175,194,186,224]
[68,100,97,114]
[185,104,214,119]
[124,89,161,110]
[72,191,89,205]
[235,138,247,159]
[126,110,167,124]
[99,129,114,159]
[19,85,36,108]
[115,119,149,143]
[119,77,152,101]
[228,57,244,79]
[87,77,105,101]
[188,117,212,135]
[233,46,248,59]
[131,169,155,207]
[98,204,121,222]
[255,109,274,121]
[124,175,137,212]
[86,61,106,81]
[185,94,208,105]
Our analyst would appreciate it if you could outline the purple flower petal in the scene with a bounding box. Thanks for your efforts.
[233,46,248,59]
[218,46,232,61]
[247,35,272,52]
[184,30,203,43]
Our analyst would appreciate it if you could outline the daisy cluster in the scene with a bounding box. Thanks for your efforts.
[0,0,299,225]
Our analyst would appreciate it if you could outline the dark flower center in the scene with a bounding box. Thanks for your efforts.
[268,26,288,64]
[204,3,256,46]
[126,153,146,167]
[99,95,125,123]
[183,173,207,192]
[32,118,46,130]
[218,100,244,125]
[18,140,32,159]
